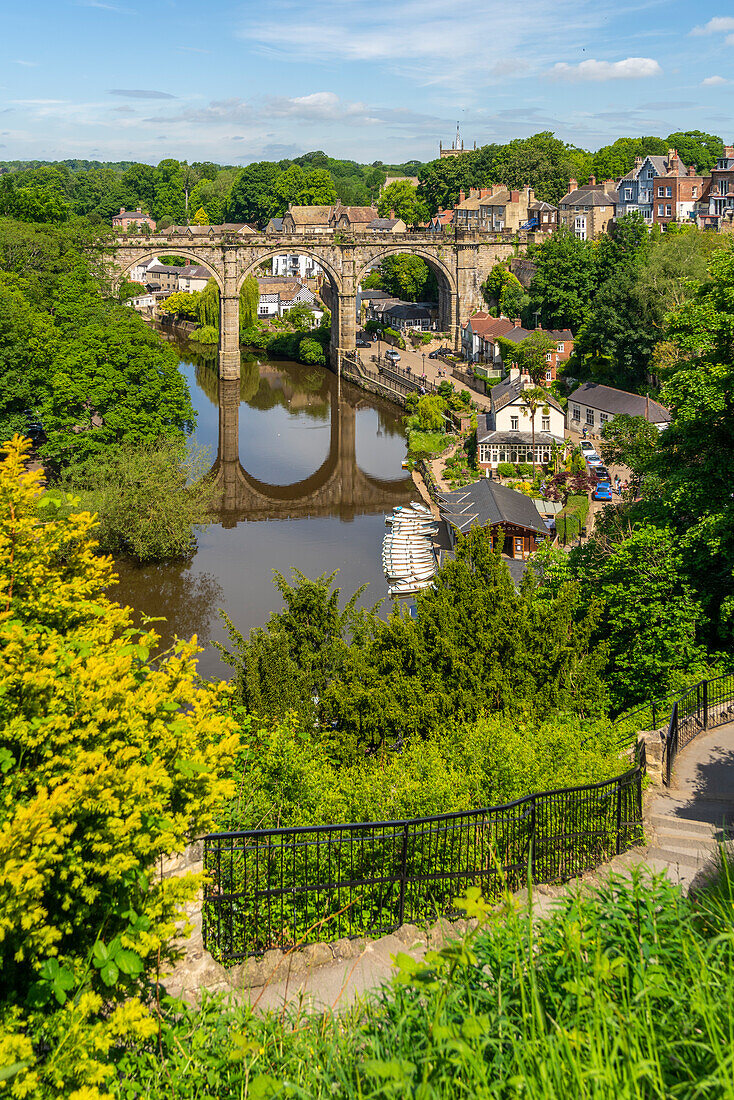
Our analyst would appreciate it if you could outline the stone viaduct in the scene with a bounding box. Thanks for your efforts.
[107,230,524,379]
[212,377,413,523]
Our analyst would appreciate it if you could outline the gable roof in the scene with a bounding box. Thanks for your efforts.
[438,479,546,535]
[570,382,670,422]
[488,378,563,415]
[560,187,618,207]
[267,217,284,232]
[336,205,379,223]
[529,200,557,212]
[286,205,334,225]
[368,217,403,229]
[465,314,516,338]
[178,264,211,279]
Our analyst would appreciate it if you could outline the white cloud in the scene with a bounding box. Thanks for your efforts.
[690,16,734,35]
[701,75,728,85]
[13,60,37,67]
[551,57,662,80]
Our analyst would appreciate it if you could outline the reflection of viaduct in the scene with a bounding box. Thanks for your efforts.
[212,378,413,525]
[107,230,521,378]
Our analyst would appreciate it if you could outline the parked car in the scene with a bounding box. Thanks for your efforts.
[356,338,371,348]
[385,349,401,362]
[579,440,597,457]
[593,465,610,481]
[428,346,452,359]
[592,481,612,502]
[587,454,604,469]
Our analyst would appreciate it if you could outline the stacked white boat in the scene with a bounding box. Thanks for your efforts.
[382,502,438,598]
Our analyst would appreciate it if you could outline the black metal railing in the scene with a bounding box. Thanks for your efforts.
[613,673,734,786]
[203,763,643,962]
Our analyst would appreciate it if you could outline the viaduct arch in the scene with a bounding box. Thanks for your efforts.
[107,230,523,380]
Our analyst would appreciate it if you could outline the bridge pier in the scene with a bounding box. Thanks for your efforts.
[219,259,241,380]
[329,293,357,373]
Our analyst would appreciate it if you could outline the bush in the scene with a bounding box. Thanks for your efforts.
[407,430,451,458]
[497,462,517,478]
[298,336,326,365]
[518,462,534,477]
[383,326,406,350]
[0,437,239,1095]
[190,323,219,345]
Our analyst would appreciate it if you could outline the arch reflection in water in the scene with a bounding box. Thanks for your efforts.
[210,372,414,525]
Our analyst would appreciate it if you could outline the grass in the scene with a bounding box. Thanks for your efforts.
[407,430,454,458]
[115,859,734,1098]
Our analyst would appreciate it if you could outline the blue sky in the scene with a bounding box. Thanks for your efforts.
[0,0,732,165]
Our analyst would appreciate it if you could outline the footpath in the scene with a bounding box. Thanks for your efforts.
[162,720,734,1015]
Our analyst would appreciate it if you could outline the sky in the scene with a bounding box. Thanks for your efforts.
[0,0,732,165]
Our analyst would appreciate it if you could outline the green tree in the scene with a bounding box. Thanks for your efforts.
[297,168,338,206]
[375,254,437,302]
[275,163,306,208]
[518,384,550,471]
[197,277,220,329]
[665,130,724,174]
[528,227,595,330]
[597,413,659,471]
[573,525,704,711]
[239,273,259,332]
[193,206,209,225]
[416,393,446,431]
[157,290,201,319]
[377,179,427,225]
[227,162,282,224]
[590,136,668,181]
[499,331,556,385]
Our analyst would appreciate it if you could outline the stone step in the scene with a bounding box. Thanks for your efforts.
[653,830,720,855]
[647,845,710,870]
[648,813,718,838]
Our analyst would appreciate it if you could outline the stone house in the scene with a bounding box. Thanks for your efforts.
[568,382,671,435]
[112,207,156,232]
[330,206,379,231]
[281,205,334,234]
[475,376,565,471]
[558,178,618,240]
[453,187,535,233]
[145,263,183,293]
[438,479,548,561]
[697,144,734,230]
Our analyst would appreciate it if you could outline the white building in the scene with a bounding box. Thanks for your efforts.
[568,382,671,435]
[476,376,566,471]
[129,256,161,283]
[177,264,212,292]
[271,254,323,280]
[256,278,321,321]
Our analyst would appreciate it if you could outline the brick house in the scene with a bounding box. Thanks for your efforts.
[697,144,734,230]
[112,207,156,232]
[462,315,573,382]
[558,178,617,239]
[428,207,454,233]
[651,159,705,228]
[453,187,534,233]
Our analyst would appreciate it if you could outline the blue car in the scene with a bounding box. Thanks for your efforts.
[592,480,612,502]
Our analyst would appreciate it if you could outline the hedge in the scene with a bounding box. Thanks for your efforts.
[496,462,517,478]
[556,493,590,542]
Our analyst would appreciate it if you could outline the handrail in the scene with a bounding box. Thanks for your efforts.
[202,674,734,960]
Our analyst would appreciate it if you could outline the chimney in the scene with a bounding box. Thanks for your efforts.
[513,318,522,327]
[136,207,142,214]
[510,190,520,203]
[603,179,615,191]
[390,208,395,219]
[459,190,466,203]
[588,176,597,188]
[688,164,696,177]
[634,156,644,168]
[438,205,443,214]
[120,207,125,215]
[568,178,577,192]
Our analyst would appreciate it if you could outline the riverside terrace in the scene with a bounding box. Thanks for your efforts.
[105,229,537,379]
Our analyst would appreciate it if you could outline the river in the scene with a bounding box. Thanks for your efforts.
[113,338,414,679]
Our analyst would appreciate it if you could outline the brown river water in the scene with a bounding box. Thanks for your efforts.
[112,339,414,679]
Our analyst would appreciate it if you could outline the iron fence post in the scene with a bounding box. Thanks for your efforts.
[652,701,657,729]
[528,796,536,881]
[703,679,708,729]
[615,781,623,855]
[397,822,409,926]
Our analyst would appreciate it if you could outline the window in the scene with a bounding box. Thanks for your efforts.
[258,306,269,316]
[666,187,672,198]
[658,205,664,217]
[542,416,550,432]
[624,188,632,200]
[599,205,606,212]
[692,186,698,198]
[510,416,519,431]
[574,216,586,241]
[515,537,524,556]
[600,412,609,425]
[545,352,552,362]
[666,205,672,216]
[571,405,580,421]
[557,342,564,353]
[658,186,664,197]
[545,371,552,383]
[586,409,595,427]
